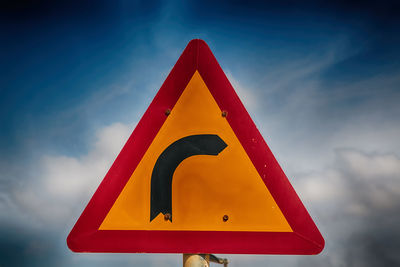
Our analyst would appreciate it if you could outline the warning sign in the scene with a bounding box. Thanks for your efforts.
[67,39,324,254]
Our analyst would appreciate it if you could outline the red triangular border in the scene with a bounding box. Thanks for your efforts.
[67,39,324,254]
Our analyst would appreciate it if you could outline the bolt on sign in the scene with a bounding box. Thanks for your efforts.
[67,39,324,254]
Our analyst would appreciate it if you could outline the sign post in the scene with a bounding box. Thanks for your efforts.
[183,254,228,267]
[67,39,324,256]
[183,254,209,267]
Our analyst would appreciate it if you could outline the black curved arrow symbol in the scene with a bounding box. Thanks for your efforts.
[150,134,227,222]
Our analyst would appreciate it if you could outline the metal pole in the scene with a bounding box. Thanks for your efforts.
[183,254,228,267]
[183,254,209,267]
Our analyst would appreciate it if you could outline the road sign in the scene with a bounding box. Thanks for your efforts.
[67,39,324,254]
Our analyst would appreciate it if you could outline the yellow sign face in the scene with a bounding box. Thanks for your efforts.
[100,71,292,232]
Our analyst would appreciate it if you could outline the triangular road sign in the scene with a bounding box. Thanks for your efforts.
[67,39,324,254]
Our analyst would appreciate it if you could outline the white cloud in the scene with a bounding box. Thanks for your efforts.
[294,149,400,222]
[286,149,400,266]
[11,122,132,229]
[338,149,400,179]
[296,169,347,203]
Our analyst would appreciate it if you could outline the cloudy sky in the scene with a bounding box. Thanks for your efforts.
[1,0,400,266]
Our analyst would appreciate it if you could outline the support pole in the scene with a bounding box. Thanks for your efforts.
[183,254,228,267]
[183,254,209,267]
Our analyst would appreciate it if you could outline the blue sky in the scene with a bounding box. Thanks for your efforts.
[1,1,400,266]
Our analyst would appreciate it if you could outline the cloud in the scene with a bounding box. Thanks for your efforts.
[292,149,400,267]
[10,122,132,229]
[296,149,400,213]
[338,149,400,180]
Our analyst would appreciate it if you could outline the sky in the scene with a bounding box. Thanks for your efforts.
[1,0,400,266]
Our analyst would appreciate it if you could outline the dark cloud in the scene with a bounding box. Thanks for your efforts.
[294,150,400,267]
[340,154,400,267]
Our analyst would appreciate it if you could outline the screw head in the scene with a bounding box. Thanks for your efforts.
[223,214,229,222]
[221,110,228,117]
[165,109,171,116]
[164,213,171,221]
